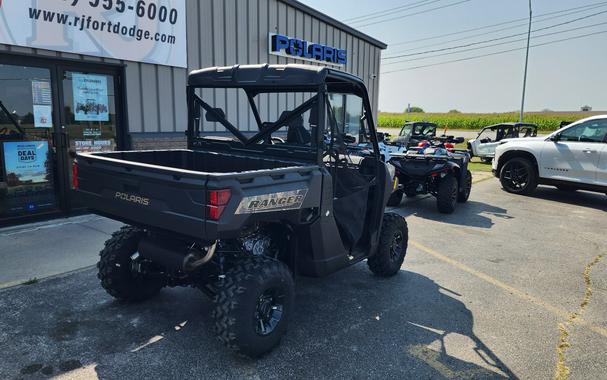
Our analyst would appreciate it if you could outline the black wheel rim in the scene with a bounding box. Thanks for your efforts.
[390,232,403,261]
[255,288,285,336]
[502,162,529,190]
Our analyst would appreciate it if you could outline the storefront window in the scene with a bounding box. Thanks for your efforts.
[62,71,118,155]
[0,64,57,218]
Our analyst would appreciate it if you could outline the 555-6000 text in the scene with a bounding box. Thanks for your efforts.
[66,0,178,25]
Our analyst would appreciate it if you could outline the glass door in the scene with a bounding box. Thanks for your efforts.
[58,68,122,210]
[0,63,59,221]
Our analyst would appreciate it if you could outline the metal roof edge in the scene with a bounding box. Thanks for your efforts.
[278,0,388,50]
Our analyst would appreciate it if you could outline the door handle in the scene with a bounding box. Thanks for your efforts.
[582,149,596,154]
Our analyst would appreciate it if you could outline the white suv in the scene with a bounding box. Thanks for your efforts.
[493,115,607,195]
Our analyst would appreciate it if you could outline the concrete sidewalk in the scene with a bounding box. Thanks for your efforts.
[0,215,122,289]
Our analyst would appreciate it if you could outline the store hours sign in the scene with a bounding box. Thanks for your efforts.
[0,0,187,68]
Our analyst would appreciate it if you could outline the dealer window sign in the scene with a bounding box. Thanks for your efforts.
[269,33,347,67]
[0,0,187,68]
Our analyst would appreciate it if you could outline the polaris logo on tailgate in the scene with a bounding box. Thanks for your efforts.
[114,192,150,206]
[236,189,307,214]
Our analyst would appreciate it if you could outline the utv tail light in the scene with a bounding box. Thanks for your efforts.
[206,189,231,220]
[72,161,79,189]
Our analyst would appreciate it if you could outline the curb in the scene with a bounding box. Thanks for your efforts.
[0,265,96,292]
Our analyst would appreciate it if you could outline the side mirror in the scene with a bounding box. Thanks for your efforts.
[205,108,226,122]
[550,133,561,142]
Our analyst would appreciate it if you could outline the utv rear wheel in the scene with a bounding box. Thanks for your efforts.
[97,226,164,302]
[457,170,472,203]
[387,190,404,207]
[500,157,538,195]
[213,256,294,358]
[368,213,408,277]
[437,175,458,214]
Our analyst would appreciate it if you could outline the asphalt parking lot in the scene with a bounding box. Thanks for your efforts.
[0,177,605,380]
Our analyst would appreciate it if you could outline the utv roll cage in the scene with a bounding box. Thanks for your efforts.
[476,122,538,140]
[186,64,380,163]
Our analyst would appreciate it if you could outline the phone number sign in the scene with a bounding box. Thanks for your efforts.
[0,0,187,68]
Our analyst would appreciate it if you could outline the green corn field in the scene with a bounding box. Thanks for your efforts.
[377,111,602,131]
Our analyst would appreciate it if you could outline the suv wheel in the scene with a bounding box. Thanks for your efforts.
[213,256,294,358]
[499,157,538,195]
[436,175,458,213]
[368,213,408,277]
[387,190,404,207]
[457,170,472,203]
[97,226,164,302]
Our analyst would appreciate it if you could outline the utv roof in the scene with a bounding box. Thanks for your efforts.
[404,121,438,126]
[484,122,537,128]
[188,64,367,91]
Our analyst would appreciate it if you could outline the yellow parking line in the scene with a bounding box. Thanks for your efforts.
[409,240,607,339]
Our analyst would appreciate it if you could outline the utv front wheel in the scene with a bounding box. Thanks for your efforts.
[97,226,164,302]
[437,175,458,214]
[368,213,408,277]
[387,190,404,207]
[213,256,294,358]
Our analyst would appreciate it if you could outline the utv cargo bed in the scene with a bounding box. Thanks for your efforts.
[76,149,320,240]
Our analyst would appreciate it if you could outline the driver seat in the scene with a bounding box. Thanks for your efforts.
[284,112,310,145]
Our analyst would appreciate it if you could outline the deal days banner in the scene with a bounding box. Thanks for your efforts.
[0,0,187,68]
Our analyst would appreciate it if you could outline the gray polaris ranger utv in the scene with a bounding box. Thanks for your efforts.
[74,64,409,357]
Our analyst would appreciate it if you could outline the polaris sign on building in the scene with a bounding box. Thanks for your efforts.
[0,0,385,225]
[270,33,347,67]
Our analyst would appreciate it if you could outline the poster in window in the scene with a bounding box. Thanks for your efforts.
[3,141,51,186]
[72,73,109,122]
[31,80,52,105]
[33,105,53,128]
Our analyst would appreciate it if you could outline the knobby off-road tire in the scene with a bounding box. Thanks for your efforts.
[212,255,294,358]
[98,226,164,302]
[499,157,538,195]
[387,190,404,207]
[436,175,458,214]
[367,213,409,277]
[457,170,472,203]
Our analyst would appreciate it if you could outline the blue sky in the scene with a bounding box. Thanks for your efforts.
[301,0,607,113]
